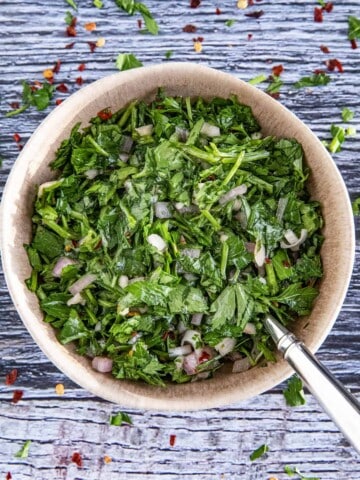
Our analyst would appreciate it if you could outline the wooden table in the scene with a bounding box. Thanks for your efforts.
[0,1,359,478]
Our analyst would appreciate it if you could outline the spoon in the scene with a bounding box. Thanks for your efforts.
[264,314,360,454]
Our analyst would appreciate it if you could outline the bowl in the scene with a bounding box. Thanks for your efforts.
[0,63,355,410]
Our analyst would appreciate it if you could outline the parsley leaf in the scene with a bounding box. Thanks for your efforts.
[15,440,32,459]
[284,465,320,480]
[225,19,236,27]
[114,0,159,35]
[294,73,331,89]
[65,10,75,25]
[110,411,133,426]
[115,53,143,71]
[283,375,306,406]
[248,74,267,85]
[327,124,356,154]
[341,107,355,122]
[266,75,283,95]
[93,0,103,7]
[6,81,55,117]
[348,15,360,40]
[352,198,360,215]
[65,0,78,10]
[249,443,269,461]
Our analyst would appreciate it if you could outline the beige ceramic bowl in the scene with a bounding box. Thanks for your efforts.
[0,63,355,410]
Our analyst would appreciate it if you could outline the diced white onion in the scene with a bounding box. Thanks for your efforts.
[168,345,192,357]
[53,257,77,277]
[245,242,255,253]
[276,197,288,222]
[180,248,201,259]
[118,275,129,289]
[128,276,145,285]
[219,184,247,206]
[128,333,142,345]
[66,292,85,306]
[84,169,99,179]
[280,229,308,251]
[119,153,129,163]
[243,322,256,335]
[191,313,204,326]
[174,202,199,214]
[232,198,242,212]
[181,329,202,349]
[121,136,133,153]
[183,352,199,375]
[37,179,63,198]
[219,233,229,243]
[183,273,198,282]
[92,356,113,373]
[154,202,172,219]
[215,337,236,357]
[135,124,153,136]
[175,126,189,142]
[147,234,167,252]
[234,211,247,229]
[200,122,221,137]
[69,273,97,295]
[178,320,187,334]
[94,322,102,332]
[254,242,266,267]
[232,357,251,373]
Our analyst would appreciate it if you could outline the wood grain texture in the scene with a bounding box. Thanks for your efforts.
[0,0,359,479]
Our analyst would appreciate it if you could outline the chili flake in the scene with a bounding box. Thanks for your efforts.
[13,133,21,143]
[6,473,12,480]
[215,7,221,14]
[53,60,61,74]
[199,351,211,363]
[183,24,197,33]
[56,83,68,93]
[10,101,20,110]
[88,41,97,53]
[137,19,142,29]
[56,99,63,106]
[237,0,248,9]
[71,452,83,467]
[326,58,344,73]
[12,390,23,404]
[96,37,106,48]
[5,369,18,385]
[169,434,176,447]
[323,2,333,13]
[314,68,326,75]
[75,76,84,86]
[320,45,330,53]
[84,22,96,31]
[190,0,201,8]
[43,69,54,80]
[66,25,77,37]
[65,42,75,49]
[272,64,284,76]
[193,41,203,53]
[245,10,264,18]
[97,108,112,120]
[55,383,65,395]
[350,39,358,50]
[78,63,86,71]
[314,7,323,22]
[104,455,112,464]
[247,33,253,41]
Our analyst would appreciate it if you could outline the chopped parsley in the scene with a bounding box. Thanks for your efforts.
[283,375,306,406]
[26,93,323,387]
[341,107,355,122]
[109,411,132,426]
[115,53,143,71]
[327,124,356,154]
[284,465,320,479]
[352,198,360,216]
[114,0,159,35]
[348,15,360,41]
[14,440,32,459]
[65,0,77,10]
[294,73,331,89]
[94,0,103,7]
[248,74,267,86]
[165,50,173,59]
[225,19,236,27]
[6,81,55,118]
[249,443,269,461]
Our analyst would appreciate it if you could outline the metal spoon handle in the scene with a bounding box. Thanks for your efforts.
[264,315,360,454]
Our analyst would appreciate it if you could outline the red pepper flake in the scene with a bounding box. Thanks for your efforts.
[323,2,333,13]
[248,0,254,5]
[13,133,21,143]
[6,473,12,480]
[247,33,253,41]
[199,351,211,363]
[169,434,176,447]
[314,7,323,22]
[10,101,20,109]
[313,68,326,75]
[190,0,201,7]
[87,41,97,53]
[245,10,264,18]
[215,7,221,14]
[272,64,283,76]
[193,36,204,43]
[75,76,84,86]
[78,63,86,71]
[137,19,142,29]
[183,24,197,33]
[265,257,271,264]
[326,58,344,73]
[53,60,61,74]
[66,25,77,37]
[320,45,330,54]
[350,39,358,50]
[56,99,63,106]
[71,452,83,467]
[12,390,23,404]
[97,108,112,121]
[267,92,280,99]
[56,83,68,93]
[5,369,18,385]
[282,260,291,268]
[65,41,75,49]
[18,144,23,151]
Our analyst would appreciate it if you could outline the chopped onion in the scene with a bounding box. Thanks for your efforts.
[84,168,99,179]
[119,153,129,163]
[147,234,167,252]
[191,313,204,326]
[181,329,201,349]
[200,122,220,137]
[37,179,63,198]
[215,337,236,357]
[183,352,199,375]
[118,275,129,289]
[254,242,266,267]
[191,371,211,382]
[234,211,247,229]
[168,345,192,357]
[67,292,85,306]
[183,273,198,282]
[178,320,187,334]
[181,248,201,259]
[69,273,97,295]
[232,198,242,212]
[243,322,256,335]
[53,257,77,277]
[154,202,172,219]
[219,233,228,243]
[219,184,247,206]
[281,229,308,251]
[276,197,288,222]
[121,136,133,153]
[128,333,142,345]
[135,124,153,136]
[175,126,189,142]
[92,356,113,373]
[174,202,199,214]
[232,357,251,373]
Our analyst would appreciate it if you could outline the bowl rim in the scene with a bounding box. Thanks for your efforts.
[0,62,355,410]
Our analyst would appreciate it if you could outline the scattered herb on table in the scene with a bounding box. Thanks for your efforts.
[327,124,356,154]
[114,0,159,35]
[294,72,331,89]
[284,465,320,479]
[283,375,306,406]
[26,92,323,386]
[249,443,269,461]
[348,15,360,49]
[248,74,267,85]
[65,0,78,10]
[109,411,133,426]
[341,107,355,122]
[165,50,173,59]
[115,53,143,71]
[266,75,283,98]
[94,0,103,7]
[14,440,31,459]
[6,81,55,117]
[352,198,360,216]
[225,19,236,27]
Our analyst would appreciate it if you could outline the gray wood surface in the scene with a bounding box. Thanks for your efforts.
[0,1,359,478]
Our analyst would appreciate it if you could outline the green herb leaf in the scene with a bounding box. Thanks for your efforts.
[341,107,355,122]
[15,440,32,458]
[6,81,55,117]
[115,53,143,71]
[225,19,236,27]
[284,465,320,480]
[110,411,133,426]
[65,0,78,10]
[165,50,173,59]
[248,74,267,85]
[249,443,269,461]
[352,198,360,215]
[114,0,159,35]
[93,0,103,7]
[65,10,75,25]
[283,375,306,407]
[294,73,331,89]
[348,15,360,40]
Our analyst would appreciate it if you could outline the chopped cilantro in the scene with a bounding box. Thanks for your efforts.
[284,465,320,480]
[93,0,103,7]
[165,50,173,59]
[248,74,267,85]
[65,10,75,25]
[114,0,159,35]
[6,81,55,117]
[115,53,143,71]
[266,75,283,95]
[249,443,269,461]
[294,73,331,89]
[110,411,133,426]
[65,0,78,10]
[15,440,32,459]
[352,198,360,215]
[225,19,236,27]
[348,15,360,41]
[341,107,355,122]
[283,375,306,406]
